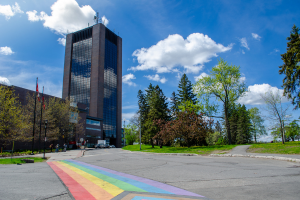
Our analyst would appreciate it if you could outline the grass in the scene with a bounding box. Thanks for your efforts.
[122,144,238,155]
[0,157,47,165]
[248,141,300,154]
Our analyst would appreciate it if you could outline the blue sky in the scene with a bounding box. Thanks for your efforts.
[0,0,299,141]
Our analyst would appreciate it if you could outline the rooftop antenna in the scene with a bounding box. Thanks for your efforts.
[94,12,99,24]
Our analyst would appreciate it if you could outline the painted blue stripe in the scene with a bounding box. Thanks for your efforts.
[131,197,175,200]
[65,160,173,194]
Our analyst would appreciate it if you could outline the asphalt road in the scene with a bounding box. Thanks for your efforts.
[77,148,300,200]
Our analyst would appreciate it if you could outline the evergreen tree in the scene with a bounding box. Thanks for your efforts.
[279,25,300,109]
[236,105,252,144]
[144,85,169,147]
[170,91,179,118]
[177,74,196,104]
[137,90,149,144]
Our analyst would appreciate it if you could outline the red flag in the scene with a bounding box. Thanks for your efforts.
[36,78,40,102]
[42,86,45,110]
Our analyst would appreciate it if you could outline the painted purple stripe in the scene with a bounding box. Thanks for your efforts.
[68,160,204,197]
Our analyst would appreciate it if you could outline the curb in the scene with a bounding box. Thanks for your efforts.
[121,149,198,156]
[209,154,300,163]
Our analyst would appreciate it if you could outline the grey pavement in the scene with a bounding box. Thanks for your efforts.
[0,150,84,200]
[78,148,300,200]
[0,162,72,200]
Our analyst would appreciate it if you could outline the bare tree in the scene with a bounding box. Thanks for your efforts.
[260,90,290,144]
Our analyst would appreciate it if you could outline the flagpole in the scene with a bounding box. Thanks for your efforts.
[31,77,38,155]
[38,87,44,153]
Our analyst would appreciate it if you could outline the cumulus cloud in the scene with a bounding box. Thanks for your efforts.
[0,46,14,55]
[130,33,233,74]
[57,37,66,46]
[240,38,249,50]
[0,76,10,85]
[194,72,209,81]
[101,15,109,26]
[144,74,167,83]
[252,33,261,41]
[238,84,289,105]
[0,2,23,20]
[122,73,136,86]
[26,0,109,45]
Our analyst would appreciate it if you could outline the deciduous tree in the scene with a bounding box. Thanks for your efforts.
[194,59,247,144]
[249,107,267,143]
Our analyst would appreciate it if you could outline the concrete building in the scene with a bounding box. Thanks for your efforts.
[62,23,122,148]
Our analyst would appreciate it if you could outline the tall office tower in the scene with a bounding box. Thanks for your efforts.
[62,23,122,148]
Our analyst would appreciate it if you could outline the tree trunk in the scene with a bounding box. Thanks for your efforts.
[224,104,231,145]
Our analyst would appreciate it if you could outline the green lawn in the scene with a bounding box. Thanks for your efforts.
[248,141,300,154]
[0,157,47,164]
[122,144,238,155]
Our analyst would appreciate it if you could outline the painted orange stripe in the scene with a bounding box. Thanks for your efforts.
[48,162,96,200]
[52,161,114,200]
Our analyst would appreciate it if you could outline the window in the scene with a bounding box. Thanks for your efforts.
[86,127,101,131]
[86,119,100,126]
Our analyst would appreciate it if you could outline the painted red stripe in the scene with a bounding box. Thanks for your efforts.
[48,162,96,200]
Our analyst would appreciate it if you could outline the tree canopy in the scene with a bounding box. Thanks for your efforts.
[194,58,247,144]
[279,25,300,109]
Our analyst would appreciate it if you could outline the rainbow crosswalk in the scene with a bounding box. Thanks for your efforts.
[48,160,205,200]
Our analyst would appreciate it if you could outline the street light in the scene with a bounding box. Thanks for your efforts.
[43,120,48,159]
[123,118,126,146]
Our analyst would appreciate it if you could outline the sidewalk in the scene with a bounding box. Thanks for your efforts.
[210,145,300,163]
[0,149,85,162]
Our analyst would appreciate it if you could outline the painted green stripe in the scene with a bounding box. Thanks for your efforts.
[61,160,146,193]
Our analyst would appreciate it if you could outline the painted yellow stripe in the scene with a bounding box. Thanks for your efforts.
[57,161,124,197]
[52,162,114,200]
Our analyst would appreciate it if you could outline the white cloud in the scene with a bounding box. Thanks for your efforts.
[122,73,136,86]
[269,49,280,55]
[101,15,109,26]
[239,76,246,83]
[57,37,66,46]
[26,0,109,45]
[0,46,14,55]
[252,33,261,41]
[130,33,233,74]
[122,112,136,122]
[0,2,23,20]
[242,50,245,54]
[194,72,209,81]
[144,74,167,83]
[0,76,10,85]
[240,38,249,50]
[26,10,46,22]
[238,84,289,105]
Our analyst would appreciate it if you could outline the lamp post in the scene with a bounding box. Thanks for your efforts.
[43,120,48,159]
[139,115,142,150]
[123,119,126,146]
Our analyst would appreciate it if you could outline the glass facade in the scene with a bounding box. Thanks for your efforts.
[103,39,118,142]
[70,37,92,110]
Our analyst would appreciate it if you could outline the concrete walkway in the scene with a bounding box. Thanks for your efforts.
[210,145,300,163]
[0,149,85,162]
